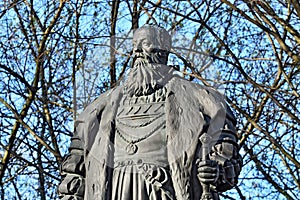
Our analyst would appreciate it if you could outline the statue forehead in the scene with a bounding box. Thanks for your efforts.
[132,26,171,50]
[133,28,156,41]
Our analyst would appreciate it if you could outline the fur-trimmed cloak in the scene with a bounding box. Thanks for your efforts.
[59,76,240,200]
[74,76,232,199]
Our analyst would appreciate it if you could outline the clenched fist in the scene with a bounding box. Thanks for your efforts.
[196,159,219,184]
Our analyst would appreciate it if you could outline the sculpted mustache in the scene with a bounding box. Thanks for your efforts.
[132,49,169,64]
[132,54,160,65]
[132,53,152,64]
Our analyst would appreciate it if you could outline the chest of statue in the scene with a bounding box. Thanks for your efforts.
[114,92,168,167]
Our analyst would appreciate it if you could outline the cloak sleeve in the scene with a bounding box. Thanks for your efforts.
[58,122,85,200]
[57,88,120,200]
[209,106,242,192]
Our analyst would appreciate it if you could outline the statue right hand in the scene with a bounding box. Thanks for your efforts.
[196,159,219,184]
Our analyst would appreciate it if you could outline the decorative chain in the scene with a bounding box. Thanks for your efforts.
[116,120,166,145]
[116,112,165,128]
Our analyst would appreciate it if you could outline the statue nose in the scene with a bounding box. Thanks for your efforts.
[134,47,143,53]
[134,43,143,53]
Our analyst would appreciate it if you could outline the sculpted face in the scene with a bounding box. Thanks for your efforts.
[124,27,172,96]
[132,26,171,65]
[133,29,157,59]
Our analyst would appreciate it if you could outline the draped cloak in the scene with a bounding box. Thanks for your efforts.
[62,76,239,200]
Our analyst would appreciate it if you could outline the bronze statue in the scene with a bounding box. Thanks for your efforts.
[58,25,242,200]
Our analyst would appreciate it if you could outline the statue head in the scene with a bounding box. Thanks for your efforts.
[124,25,172,97]
[132,25,171,65]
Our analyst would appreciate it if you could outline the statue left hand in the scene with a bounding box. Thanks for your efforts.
[196,159,220,184]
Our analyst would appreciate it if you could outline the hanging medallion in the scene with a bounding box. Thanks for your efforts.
[125,142,138,155]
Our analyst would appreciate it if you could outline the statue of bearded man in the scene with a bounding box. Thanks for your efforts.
[58,25,242,200]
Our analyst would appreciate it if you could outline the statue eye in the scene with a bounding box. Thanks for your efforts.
[142,40,152,47]
[133,39,139,46]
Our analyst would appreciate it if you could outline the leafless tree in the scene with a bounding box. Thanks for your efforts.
[0,0,299,199]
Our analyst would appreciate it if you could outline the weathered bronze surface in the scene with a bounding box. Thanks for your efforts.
[58,25,242,200]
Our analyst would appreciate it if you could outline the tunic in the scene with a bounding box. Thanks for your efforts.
[112,90,175,200]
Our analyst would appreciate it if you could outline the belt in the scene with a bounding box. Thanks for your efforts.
[114,158,168,168]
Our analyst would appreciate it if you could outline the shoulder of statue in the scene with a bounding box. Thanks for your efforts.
[166,77,231,116]
[76,86,123,123]
[167,77,221,98]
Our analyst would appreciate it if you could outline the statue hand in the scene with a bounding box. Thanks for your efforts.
[196,159,219,184]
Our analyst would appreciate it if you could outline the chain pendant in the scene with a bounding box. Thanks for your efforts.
[125,142,138,155]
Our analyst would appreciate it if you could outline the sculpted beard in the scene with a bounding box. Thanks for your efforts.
[123,52,167,97]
